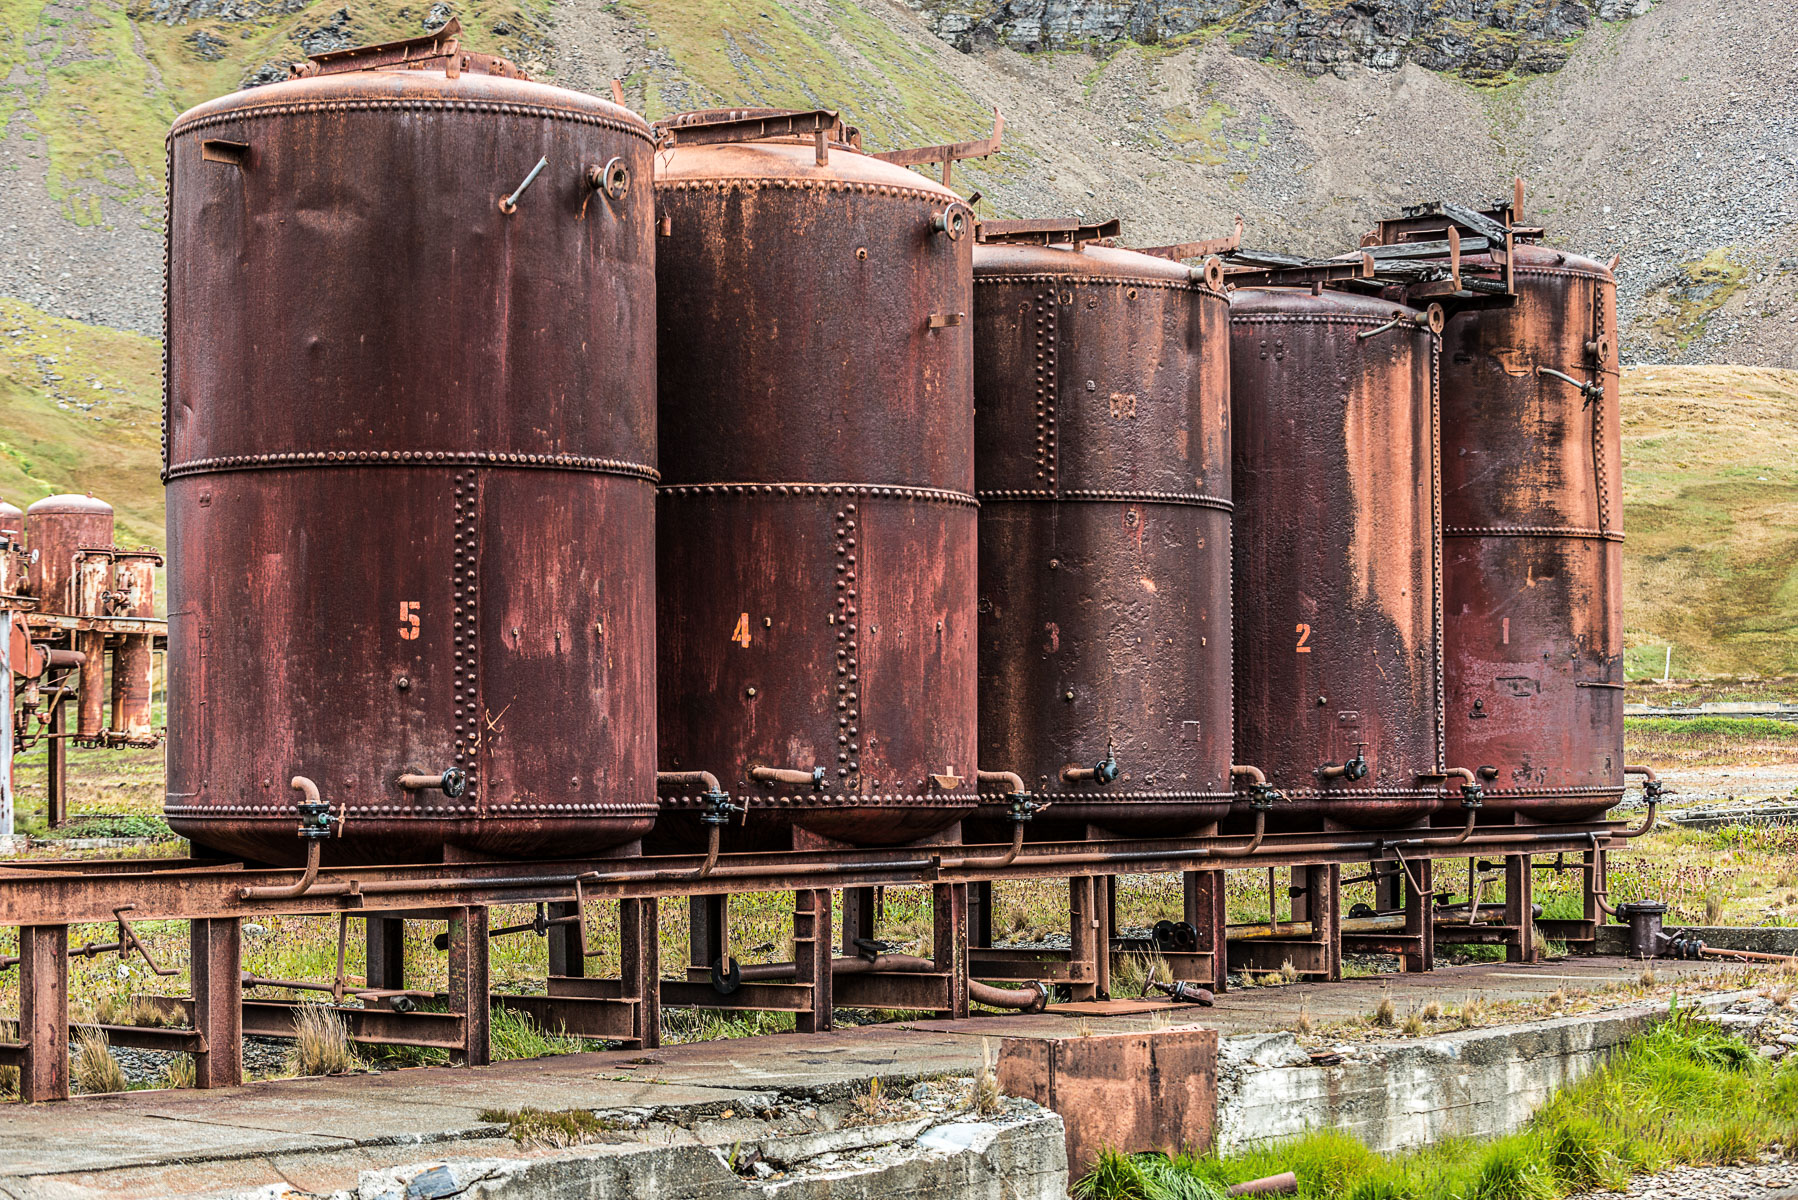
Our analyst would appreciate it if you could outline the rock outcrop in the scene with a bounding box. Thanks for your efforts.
[909,0,1655,79]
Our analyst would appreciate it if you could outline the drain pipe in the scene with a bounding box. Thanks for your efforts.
[729,951,1050,1012]
[1213,766,1278,858]
[958,774,1049,868]
[656,771,740,880]
[1620,765,1662,838]
[238,777,336,901]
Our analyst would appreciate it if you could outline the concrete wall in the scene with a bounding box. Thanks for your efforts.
[1594,924,1798,957]
[1215,1005,1672,1155]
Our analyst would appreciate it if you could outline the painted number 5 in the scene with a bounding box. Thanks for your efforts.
[399,600,421,640]
[1295,623,1312,653]
[731,613,752,648]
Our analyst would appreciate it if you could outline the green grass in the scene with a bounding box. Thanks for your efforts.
[1622,365,1798,679]
[1076,1010,1798,1199]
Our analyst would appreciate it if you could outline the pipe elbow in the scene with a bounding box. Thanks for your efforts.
[976,770,1026,797]
[1230,764,1266,787]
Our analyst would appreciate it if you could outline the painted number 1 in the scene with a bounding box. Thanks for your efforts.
[399,600,420,640]
[731,613,752,648]
[1295,623,1312,653]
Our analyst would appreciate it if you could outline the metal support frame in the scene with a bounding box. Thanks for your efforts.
[1182,869,1228,992]
[18,925,70,1102]
[445,906,491,1066]
[190,917,242,1088]
[1230,865,1341,981]
[793,889,831,1034]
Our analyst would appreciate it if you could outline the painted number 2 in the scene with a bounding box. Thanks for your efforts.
[1295,623,1312,653]
[399,600,421,640]
[731,613,752,648]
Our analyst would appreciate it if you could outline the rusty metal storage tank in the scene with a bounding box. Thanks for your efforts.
[969,224,1234,838]
[1437,243,1623,822]
[0,498,23,538]
[1230,289,1466,829]
[26,494,114,613]
[161,26,658,865]
[654,108,978,848]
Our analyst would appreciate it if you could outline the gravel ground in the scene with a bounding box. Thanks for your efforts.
[1573,1159,1798,1199]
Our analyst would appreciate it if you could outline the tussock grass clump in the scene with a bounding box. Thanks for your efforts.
[490,1007,590,1061]
[1114,949,1170,998]
[289,1004,360,1076]
[661,1007,793,1045]
[158,1053,195,1090]
[73,1027,127,1094]
[1421,1001,1443,1022]
[1371,996,1397,1028]
[1076,1008,1798,1200]
[478,1106,617,1148]
[970,1038,1002,1117]
[1401,1010,1427,1037]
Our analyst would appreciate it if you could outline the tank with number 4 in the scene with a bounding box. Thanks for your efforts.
[653,107,989,848]
[161,25,659,864]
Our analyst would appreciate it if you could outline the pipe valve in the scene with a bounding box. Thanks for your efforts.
[398,768,468,799]
[1008,793,1049,823]
[700,789,743,827]
[1246,781,1280,811]
[1062,750,1119,787]
[1319,745,1368,782]
[293,776,335,840]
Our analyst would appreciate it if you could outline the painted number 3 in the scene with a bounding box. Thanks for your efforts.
[399,600,420,640]
[1295,623,1312,653]
[731,613,752,648]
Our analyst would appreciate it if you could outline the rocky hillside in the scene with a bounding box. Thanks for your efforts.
[912,0,1654,81]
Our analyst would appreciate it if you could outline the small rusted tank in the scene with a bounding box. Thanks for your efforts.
[654,108,978,848]
[1438,243,1623,822]
[0,498,22,537]
[26,494,114,614]
[162,27,658,865]
[1230,289,1447,829]
[969,226,1233,838]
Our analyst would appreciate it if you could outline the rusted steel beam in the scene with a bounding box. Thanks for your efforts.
[190,916,242,1088]
[445,907,490,1066]
[20,925,70,1101]
[835,971,953,1012]
[241,1001,466,1049]
[933,882,970,1019]
[794,889,833,1034]
[492,994,636,1040]
[619,897,659,1050]
[977,217,1121,246]
[660,980,813,1012]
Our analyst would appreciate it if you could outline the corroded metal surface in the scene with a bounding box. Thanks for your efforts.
[162,56,658,865]
[970,240,1233,837]
[1229,288,1444,829]
[1438,243,1624,822]
[25,495,113,614]
[653,112,978,847]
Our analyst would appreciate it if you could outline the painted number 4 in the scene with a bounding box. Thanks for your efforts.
[1295,623,1312,653]
[731,613,752,648]
[399,600,421,640]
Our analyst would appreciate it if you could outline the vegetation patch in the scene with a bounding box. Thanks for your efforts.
[1649,249,1752,351]
[478,1106,619,1147]
[1075,1010,1798,1199]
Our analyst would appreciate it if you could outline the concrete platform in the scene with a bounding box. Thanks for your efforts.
[0,957,1741,1199]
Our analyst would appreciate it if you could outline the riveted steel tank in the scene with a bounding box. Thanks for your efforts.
[162,34,658,865]
[970,237,1233,838]
[1230,289,1445,829]
[26,494,114,614]
[1438,243,1623,822]
[654,109,977,848]
[0,498,22,538]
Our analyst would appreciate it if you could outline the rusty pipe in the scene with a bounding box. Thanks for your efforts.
[750,765,826,790]
[1210,807,1267,859]
[239,837,321,901]
[43,648,85,668]
[976,770,1026,796]
[1060,752,1119,786]
[693,821,722,880]
[1227,1172,1298,1196]
[736,953,1049,1011]
[657,770,723,794]
[971,979,1051,1012]
[398,769,467,798]
[947,821,1026,869]
[1699,946,1798,966]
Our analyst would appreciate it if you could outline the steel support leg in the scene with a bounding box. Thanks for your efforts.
[841,886,877,955]
[1505,854,1537,964]
[20,924,69,1101]
[794,889,833,1034]
[1183,869,1228,991]
[968,881,993,949]
[190,917,242,1089]
[933,882,970,1019]
[1096,875,1114,1000]
[446,906,491,1066]
[1068,876,1098,1002]
[47,702,66,830]
[365,914,406,994]
[1373,859,1403,913]
[687,894,728,983]
[545,901,583,980]
[1400,858,1434,973]
[1306,864,1342,982]
[620,897,660,1049]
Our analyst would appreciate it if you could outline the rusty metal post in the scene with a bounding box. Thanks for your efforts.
[620,897,660,1049]
[20,924,70,1102]
[1096,876,1115,1000]
[968,881,993,949]
[546,901,584,981]
[1505,854,1536,964]
[1184,870,1229,991]
[190,916,242,1088]
[365,915,406,993]
[1401,858,1434,973]
[47,699,66,830]
[841,887,877,955]
[686,895,727,983]
[1373,860,1402,913]
[446,907,491,1066]
[933,882,970,1019]
[794,889,833,1034]
[1297,865,1342,981]
[1068,876,1098,1002]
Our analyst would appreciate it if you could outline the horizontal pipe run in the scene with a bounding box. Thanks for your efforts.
[750,765,822,788]
[656,770,723,794]
[976,770,1026,796]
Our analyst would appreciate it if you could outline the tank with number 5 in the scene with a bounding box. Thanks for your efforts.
[161,25,659,864]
